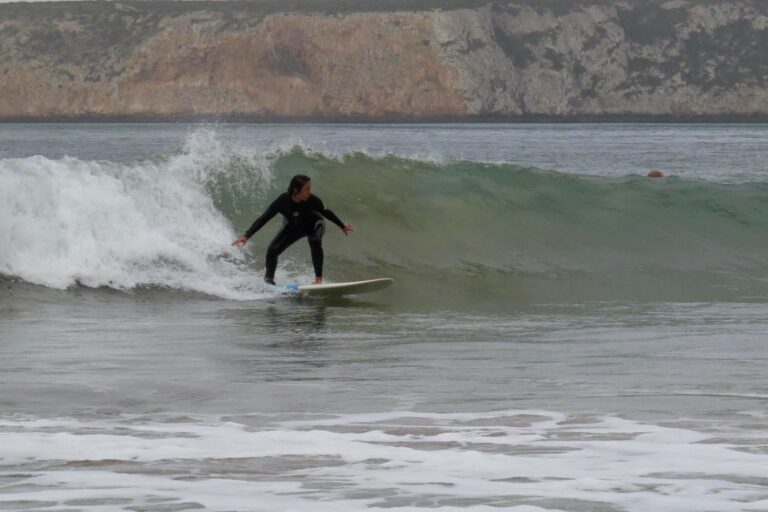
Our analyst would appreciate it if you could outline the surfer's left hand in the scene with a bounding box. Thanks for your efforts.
[342,224,355,235]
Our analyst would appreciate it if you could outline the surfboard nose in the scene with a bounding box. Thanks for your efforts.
[285,278,394,296]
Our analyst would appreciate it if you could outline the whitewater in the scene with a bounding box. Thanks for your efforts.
[1,123,767,511]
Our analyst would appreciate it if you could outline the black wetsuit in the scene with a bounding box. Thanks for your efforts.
[243,193,345,283]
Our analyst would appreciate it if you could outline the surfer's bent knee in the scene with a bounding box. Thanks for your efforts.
[308,218,325,243]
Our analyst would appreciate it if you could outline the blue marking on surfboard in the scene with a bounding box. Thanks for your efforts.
[283,284,301,291]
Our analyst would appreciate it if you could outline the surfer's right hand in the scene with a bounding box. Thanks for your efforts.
[232,236,250,247]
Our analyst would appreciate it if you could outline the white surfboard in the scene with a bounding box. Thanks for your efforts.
[281,278,393,296]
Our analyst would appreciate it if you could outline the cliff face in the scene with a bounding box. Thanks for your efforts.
[0,0,766,120]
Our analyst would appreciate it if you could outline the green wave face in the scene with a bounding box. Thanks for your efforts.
[208,147,768,306]
[4,137,768,308]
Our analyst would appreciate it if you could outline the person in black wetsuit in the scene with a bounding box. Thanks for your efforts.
[232,174,354,285]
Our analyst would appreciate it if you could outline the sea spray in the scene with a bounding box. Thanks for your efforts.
[0,152,262,297]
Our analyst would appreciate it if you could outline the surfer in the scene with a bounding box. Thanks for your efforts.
[232,174,354,285]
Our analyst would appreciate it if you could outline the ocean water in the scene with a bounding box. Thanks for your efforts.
[1,123,767,511]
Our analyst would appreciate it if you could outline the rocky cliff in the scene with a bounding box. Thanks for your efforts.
[1,0,766,120]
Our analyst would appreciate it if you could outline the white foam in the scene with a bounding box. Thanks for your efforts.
[0,131,319,299]
[1,410,766,511]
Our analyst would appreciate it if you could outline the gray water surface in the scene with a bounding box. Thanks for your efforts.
[1,124,767,512]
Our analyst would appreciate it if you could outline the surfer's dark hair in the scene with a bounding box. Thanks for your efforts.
[288,174,311,195]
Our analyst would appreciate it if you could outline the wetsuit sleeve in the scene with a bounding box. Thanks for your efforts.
[243,195,283,238]
[314,196,345,229]
[322,208,346,229]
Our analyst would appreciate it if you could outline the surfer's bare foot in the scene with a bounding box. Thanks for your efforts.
[314,277,323,284]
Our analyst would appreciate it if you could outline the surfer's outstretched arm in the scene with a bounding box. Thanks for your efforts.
[316,200,355,236]
[324,209,354,236]
[231,196,283,246]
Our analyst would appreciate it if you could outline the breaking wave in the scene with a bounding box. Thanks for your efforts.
[3,129,768,305]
